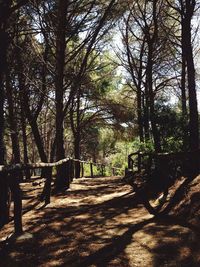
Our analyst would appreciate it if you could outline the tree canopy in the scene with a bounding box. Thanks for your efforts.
[0,0,199,182]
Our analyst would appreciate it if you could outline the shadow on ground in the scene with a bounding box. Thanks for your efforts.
[0,176,200,267]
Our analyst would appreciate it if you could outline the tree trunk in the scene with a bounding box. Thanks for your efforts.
[0,3,10,227]
[74,89,81,178]
[137,90,144,142]
[20,102,30,179]
[23,92,48,162]
[9,172,23,234]
[74,133,81,178]
[0,29,7,165]
[181,56,187,118]
[0,173,10,229]
[146,1,161,152]
[181,51,188,150]
[183,17,199,151]
[147,47,161,152]
[143,94,150,142]
[6,72,21,164]
[54,0,68,191]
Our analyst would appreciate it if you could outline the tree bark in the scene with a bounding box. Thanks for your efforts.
[20,98,30,179]
[74,133,81,178]
[74,89,81,178]
[147,47,161,152]
[143,94,150,142]
[0,2,11,228]
[9,171,23,234]
[0,28,8,165]
[137,90,144,142]
[183,16,199,151]
[6,72,21,164]
[54,0,68,190]
[147,0,161,152]
[181,48,188,150]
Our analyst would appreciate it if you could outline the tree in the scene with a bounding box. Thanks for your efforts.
[167,0,199,151]
[119,0,176,152]
[0,0,30,232]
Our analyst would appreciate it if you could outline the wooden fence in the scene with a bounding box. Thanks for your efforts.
[127,149,200,175]
[0,158,122,235]
[125,149,200,215]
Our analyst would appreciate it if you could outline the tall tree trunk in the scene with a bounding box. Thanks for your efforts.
[147,49,161,152]
[0,2,10,227]
[6,72,21,164]
[74,89,81,178]
[183,17,199,151]
[180,13,188,150]
[143,94,150,142]
[54,0,68,190]
[74,133,81,178]
[137,89,144,142]
[181,56,187,118]
[181,52,188,149]
[0,28,7,165]
[19,82,30,179]
[146,0,161,152]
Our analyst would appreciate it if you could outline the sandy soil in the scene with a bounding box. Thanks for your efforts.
[0,176,199,267]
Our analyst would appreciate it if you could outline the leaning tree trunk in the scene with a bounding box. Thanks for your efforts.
[22,84,48,163]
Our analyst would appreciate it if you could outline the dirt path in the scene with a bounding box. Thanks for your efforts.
[0,176,199,267]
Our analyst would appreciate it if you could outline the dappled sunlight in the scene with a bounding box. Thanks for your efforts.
[1,176,200,266]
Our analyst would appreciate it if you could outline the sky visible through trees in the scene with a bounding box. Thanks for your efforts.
[0,0,199,218]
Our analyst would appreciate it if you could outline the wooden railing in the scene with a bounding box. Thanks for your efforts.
[0,158,123,235]
[125,149,200,215]
[127,149,200,175]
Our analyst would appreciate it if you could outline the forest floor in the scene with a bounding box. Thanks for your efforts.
[0,175,200,267]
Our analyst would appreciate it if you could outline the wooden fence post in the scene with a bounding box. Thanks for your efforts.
[9,171,23,234]
[90,163,93,178]
[38,166,52,204]
[75,161,80,178]
[0,172,10,229]
[138,152,141,172]
[24,168,31,180]
[112,167,115,176]
[68,159,74,182]
[44,167,52,205]
[68,160,72,182]
[65,161,70,188]
[128,155,133,169]
[81,162,84,177]
[101,164,104,176]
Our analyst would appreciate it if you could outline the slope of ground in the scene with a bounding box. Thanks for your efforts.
[0,176,200,267]
[170,175,200,229]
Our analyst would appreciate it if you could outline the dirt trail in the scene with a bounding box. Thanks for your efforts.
[0,176,199,267]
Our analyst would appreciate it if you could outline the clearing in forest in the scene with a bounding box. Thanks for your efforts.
[0,176,200,267]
